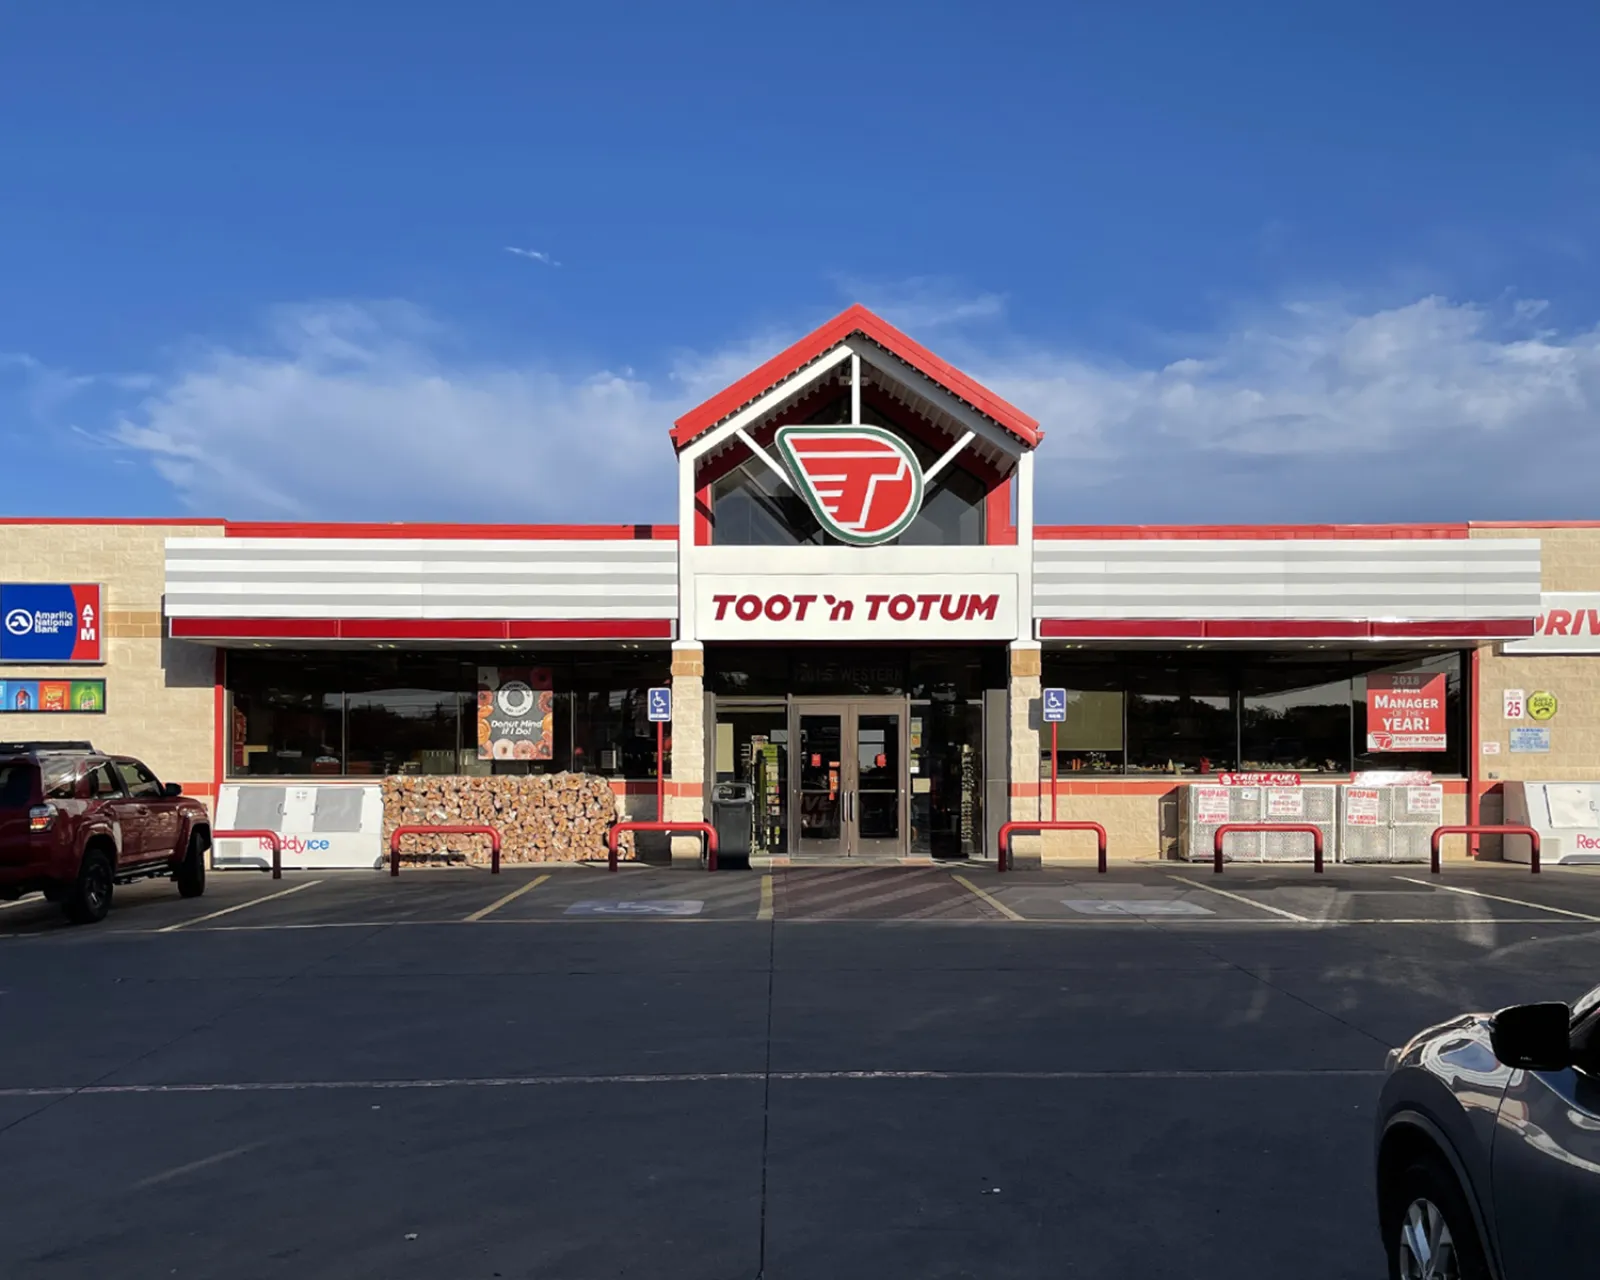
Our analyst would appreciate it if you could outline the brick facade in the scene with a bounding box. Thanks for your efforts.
[0,522,221,800]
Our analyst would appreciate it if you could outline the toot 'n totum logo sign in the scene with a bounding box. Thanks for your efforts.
[775,425,923,546]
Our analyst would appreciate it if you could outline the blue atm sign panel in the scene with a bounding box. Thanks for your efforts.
[1,584,103,663]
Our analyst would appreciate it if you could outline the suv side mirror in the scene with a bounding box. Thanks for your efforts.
[162,782,183,798]
[1491,1002,1573,1072]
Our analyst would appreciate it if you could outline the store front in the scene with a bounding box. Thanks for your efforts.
[705,646,1001,858]
[116,302,1548,867]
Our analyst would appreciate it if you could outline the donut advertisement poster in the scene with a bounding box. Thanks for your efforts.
[476,666,554,762]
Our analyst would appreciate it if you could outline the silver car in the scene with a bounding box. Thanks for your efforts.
[1376,982,1600,1279]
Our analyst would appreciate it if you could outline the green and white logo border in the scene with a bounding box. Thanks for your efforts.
[773,424,925,548]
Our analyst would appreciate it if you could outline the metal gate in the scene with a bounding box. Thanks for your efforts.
[1178,784,1339,863]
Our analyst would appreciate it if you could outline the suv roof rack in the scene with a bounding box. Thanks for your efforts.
[0,741,98,755]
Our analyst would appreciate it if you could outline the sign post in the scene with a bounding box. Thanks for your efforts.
[648,687,672,822]
[1043,688,1067,824]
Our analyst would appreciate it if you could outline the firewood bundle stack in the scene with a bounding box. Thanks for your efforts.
[381,773,631,865]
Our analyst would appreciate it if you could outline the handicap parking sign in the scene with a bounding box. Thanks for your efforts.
[1042,688,1067,723]
[648,687,672,722]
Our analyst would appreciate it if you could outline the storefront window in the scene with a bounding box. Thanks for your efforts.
[1241,659,1352,774]
[227,651,670,779]
[1353,652,1464,775]
[1126,659,1236,775]
[1040,650,1467,777]
[229,653,345,776]
[345,656,468,777]
[569,655,672,778]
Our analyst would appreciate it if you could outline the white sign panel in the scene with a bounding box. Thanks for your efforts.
[694,574,1018,641]
[1345,787,1382,827]
[1265,789,1304,818]
[1193,785,1231,825]
[1406,784,1444,815]
[1503,689,1525,720]
[1503,593,1600,654]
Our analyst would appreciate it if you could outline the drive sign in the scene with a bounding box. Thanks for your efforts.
[0,584,102,663]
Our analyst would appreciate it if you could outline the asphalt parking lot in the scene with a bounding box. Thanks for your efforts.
[3,860,1599,1279]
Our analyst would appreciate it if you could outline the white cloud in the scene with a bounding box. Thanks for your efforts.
[104,292,1600,524]
[111,302,682,521]
[973,295,1600,522]
[504,246,559,266]
[836,275,1006,331]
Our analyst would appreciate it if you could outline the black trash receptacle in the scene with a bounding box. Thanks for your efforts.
[711,782,754,866]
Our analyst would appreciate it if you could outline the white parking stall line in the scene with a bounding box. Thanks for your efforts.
[1392,876,1600,922]
[1167,875,1310,922]
[158,880,322,932]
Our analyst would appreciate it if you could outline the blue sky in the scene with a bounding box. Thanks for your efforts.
[3,1,1598,523]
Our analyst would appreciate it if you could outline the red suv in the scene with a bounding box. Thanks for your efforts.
[0,742,211,924]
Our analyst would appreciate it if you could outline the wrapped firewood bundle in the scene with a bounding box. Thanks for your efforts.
[382,773,632,865]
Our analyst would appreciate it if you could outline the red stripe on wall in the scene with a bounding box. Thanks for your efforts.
[171,618,676,642]
[1034,524,1468,540]
[1012,778,1468,796]
[1038,618,1534,641]
[224,522,678,540]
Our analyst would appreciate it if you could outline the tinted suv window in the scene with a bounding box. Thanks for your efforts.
[42,760,79,800]
[0,764,38,808]
[85,762,121,799]
[117,760,163,800]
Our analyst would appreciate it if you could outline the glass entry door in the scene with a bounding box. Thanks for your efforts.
[794,700,906,856]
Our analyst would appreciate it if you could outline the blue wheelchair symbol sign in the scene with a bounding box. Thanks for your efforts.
[648,687,672,722]
[1042,688,1067,723]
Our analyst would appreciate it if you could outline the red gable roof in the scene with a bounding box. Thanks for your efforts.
[670,303,1042,450]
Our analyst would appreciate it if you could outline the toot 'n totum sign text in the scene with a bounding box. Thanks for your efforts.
[694,574,1018,640]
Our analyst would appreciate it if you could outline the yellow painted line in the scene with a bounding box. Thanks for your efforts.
[464,874,549,922]
[951,874,1024,921]
[1168,875,1309,922]
[1393,876,1600,922]
[757,874,774,921]
[158,880,321,932]
[0,893,44,911]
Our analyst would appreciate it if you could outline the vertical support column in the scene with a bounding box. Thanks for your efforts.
[668,645,706,867]
[1008,642,1043,867]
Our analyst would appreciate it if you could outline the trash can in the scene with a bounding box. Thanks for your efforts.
[711,781,754,866]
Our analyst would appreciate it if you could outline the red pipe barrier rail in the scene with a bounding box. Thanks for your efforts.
[212,829,285,880]
[1213,823,1325,874]
[1429,825,1542,875]
[606,822,719,873]
[996,821,1109,874]
[389,825,503,877]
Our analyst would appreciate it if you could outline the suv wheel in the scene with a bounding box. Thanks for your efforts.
[1385,1155,1491,1280]
[64,849,114,925]
[176,832,206,899]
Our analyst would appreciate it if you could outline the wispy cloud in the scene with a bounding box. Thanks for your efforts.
[836,275,1005,330]
[97,290,1600,523]
[504,246,559,266]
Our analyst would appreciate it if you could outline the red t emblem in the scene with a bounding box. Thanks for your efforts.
[774,426,924,546]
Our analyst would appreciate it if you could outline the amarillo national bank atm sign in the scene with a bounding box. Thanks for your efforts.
[0,583,103,663]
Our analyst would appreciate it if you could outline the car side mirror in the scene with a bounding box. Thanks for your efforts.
[1490,1002,1573,1072]
[162,782,182,798]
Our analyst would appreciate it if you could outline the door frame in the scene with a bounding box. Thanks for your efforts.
[790,697,909,857]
